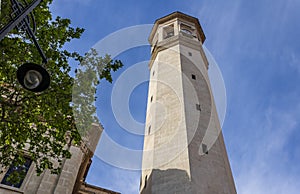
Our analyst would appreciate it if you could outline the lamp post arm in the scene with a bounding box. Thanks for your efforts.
[0,0,42,41]
[12,0,48,64]
[25,24,48,64]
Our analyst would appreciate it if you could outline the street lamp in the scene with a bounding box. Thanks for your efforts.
[0,0,50,92]
[16,63,50,92]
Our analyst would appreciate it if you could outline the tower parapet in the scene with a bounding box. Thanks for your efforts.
[148,11,208,70]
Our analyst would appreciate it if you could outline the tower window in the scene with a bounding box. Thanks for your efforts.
[196,104,201,111]
[1,157,32,188]
[202,144,208,154]
[181,29,192,35]
[192,74,196,80]
[148,125,151,135]
[163,24,174,39]
[152,71,155,76]
[150,96,153,102]
[180,23,195,38]
[144,175,148,188]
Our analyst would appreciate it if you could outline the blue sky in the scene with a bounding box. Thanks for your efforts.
[50,1,300,193]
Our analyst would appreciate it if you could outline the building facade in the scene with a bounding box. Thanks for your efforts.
[140,12,236,194]
[0,123,119,194]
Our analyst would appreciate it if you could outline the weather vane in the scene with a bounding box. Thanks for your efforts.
[0,0,50,92]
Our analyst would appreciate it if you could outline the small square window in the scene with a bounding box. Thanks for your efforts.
[192,74,196,80]
[196,104,201,111]
[188,52,192,56]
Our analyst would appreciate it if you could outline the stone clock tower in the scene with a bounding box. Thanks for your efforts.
[140,12,236,194]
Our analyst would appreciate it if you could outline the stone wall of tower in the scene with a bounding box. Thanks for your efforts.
[141,43,193,193]
[180,44,236,193]
[141,12,236,194]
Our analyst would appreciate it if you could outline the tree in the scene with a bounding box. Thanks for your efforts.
[0,0,122,179]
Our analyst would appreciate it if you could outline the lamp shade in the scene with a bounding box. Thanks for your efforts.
[17,63,50,92]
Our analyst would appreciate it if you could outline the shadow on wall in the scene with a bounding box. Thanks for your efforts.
[140,169,193,194]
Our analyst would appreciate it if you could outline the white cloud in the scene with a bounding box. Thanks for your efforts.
[87,162,140,194]
[191,1,242,57]
[235,103,300,194]
[286,51,300,74]
[110,168,140,194]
